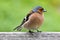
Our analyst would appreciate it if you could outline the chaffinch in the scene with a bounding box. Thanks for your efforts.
[13,6,46,33]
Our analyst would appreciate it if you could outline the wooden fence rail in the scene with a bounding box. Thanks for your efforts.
[0,32,60,40]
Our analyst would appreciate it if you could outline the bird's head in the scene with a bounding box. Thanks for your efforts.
[33,6,47,14]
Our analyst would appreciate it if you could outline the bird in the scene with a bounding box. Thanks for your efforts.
[13,6,46,33]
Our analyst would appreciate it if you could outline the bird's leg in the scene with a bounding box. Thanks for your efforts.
[28,30,34,35]
[29,30,34,33]
[37,30,42,32]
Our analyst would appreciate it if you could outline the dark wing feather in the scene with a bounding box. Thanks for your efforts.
[13,11,34,31]
[13,17,27,31]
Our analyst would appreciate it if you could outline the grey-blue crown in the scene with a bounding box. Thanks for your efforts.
[33,6,42,12]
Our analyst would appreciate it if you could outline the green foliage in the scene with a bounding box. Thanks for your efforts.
[0,0,60,32]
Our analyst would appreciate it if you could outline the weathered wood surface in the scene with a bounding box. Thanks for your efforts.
[0,32,60,40]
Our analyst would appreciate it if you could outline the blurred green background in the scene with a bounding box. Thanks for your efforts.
[0,0,60,32]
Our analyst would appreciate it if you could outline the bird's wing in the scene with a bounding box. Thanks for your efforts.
[13,10,34,31]
[13,17,27,31]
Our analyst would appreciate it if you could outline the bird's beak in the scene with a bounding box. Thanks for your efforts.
[43,9,47,12]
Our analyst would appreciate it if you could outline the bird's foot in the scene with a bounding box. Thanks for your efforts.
[29,30,34,35]
[29,30,34,33]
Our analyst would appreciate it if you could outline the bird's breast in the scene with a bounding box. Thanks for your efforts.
[29,13,44,24]
[24,13,44,30]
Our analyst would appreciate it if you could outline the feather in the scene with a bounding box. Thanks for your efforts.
[13,11,34,31]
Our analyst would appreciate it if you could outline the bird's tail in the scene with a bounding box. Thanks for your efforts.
[13,26,22,31]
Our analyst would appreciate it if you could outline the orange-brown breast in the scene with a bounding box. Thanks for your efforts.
[23,13,44,30]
